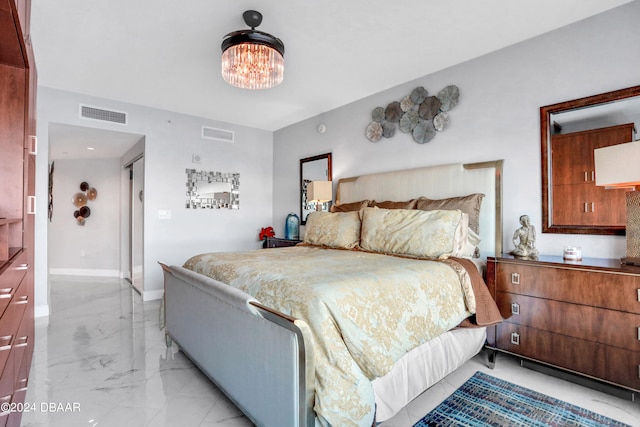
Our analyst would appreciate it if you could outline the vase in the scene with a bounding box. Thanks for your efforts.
[285,213,299,240]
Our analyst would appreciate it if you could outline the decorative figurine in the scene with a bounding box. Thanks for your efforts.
[510,214,539,259]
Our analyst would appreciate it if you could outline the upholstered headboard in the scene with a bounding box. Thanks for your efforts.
[335,160,504,258]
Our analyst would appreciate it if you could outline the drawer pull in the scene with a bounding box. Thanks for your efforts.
[0,335,12,351]
[511,273,520,285]
[15,295,28,304]
[511,303,520,315]
[27,196,36,215]
[0,288,13,298]
[510,332,520,346]
[14,336,28,348]
[637,289,640,302]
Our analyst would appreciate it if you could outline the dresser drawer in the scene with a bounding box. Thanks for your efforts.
[606,346,640,390]
[0,252,27,318]
[496,263,640,313]
[496,292,640,352]
[496,323,605,380]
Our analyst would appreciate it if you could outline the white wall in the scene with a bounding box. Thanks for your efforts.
[35,89,273,315]
[48,158,121,276]
[273,1,640,260]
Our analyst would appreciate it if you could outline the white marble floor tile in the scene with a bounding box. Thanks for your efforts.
[21,275,640,427]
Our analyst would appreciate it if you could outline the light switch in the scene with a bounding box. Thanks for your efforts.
[158,210,171,219]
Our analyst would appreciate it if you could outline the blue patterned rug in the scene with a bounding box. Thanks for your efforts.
[413,371,631,427]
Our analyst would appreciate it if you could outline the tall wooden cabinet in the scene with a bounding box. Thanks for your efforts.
[0,0,36,426]
[551,123,635,227]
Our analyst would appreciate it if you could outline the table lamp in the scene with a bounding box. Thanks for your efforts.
[594,140,640,265]
[307,181,332,212]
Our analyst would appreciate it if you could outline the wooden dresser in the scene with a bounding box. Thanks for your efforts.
[486,255,640,394]
[0,1,36,426]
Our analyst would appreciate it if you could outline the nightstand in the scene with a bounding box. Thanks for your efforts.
[485,254,640,394]
[262,237,302,249]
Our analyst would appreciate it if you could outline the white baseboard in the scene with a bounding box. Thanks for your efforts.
[35,304,50,318]
[49,268,120,277]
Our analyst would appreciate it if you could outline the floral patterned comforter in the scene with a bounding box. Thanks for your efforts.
[184,245,481,427]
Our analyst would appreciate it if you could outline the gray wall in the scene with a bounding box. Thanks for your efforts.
[273,1,640,259]
[48,158,121,275]
[35,89,273,315]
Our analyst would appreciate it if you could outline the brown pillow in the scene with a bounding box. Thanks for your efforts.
[415,193,484,234]
[371,199,417,210]
[330,200,371,213]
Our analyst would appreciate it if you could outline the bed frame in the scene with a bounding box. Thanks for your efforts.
[160,160,503,427]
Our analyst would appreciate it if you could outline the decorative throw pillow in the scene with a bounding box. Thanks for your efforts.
[371,199,417,209]
[303,211,361,249]
[330,200,371,213]
[359,207,467,259]
[415,193,484,234]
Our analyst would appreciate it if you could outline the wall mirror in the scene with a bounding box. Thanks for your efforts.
[300,153,332,225]
[541,85,640,235]
[185,169,240,209]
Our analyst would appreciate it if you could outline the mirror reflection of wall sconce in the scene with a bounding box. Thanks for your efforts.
[186,169,240,209]
[72,181,98,226]
[307,181,332,212]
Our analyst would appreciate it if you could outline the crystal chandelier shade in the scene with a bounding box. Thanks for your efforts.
[221,42,284,90]
[221,11,285,90]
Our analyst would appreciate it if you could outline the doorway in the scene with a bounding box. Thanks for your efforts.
[127,156,144,294]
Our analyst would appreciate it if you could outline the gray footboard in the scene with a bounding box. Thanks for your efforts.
[161,264,315,427]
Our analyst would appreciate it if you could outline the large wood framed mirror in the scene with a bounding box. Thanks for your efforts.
[300,153,332,225]
[541,85,640,235]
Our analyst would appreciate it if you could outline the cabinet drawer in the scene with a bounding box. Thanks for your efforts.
[0,253,27,318]
[606,346,640,391]
[496,263,640,313]
[496,323,605,380]
[0,394,11,427]
[496,292,640,352]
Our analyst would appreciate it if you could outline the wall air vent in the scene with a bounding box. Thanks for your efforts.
[202,126,234,143]
[80,105,127,125]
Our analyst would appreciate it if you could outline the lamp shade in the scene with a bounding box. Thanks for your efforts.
[594,141,640,188]
[307,181,332,203]
[594,140,640,264]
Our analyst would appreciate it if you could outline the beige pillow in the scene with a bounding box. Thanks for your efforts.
[359,207,467,259]
[303,211,361,249]
[415,193,484,234]
[371,199,417,209]
[330,200,371,213]
[456,228,481,258]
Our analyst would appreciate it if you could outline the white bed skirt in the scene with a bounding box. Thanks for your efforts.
[372,327,486,421]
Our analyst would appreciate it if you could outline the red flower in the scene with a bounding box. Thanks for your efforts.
[259,226,275,240]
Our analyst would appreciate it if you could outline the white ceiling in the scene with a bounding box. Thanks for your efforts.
[31,0,633,158]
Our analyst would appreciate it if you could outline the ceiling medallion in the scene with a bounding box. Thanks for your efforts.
[221,10,285,90]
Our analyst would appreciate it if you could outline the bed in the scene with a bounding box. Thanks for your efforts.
[160,160,504,427]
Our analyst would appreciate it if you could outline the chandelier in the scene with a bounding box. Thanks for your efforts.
[221,10,285,90]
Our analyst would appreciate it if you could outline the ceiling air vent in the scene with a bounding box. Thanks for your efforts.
[80,105,127,125]
[202,126,234,143]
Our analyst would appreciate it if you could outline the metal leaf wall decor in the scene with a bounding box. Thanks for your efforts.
[365,85,459,144]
